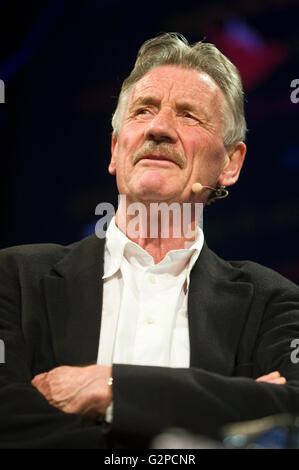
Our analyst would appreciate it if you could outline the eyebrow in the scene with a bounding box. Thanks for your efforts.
[175,101,210,121]
[129,95,211,121]
[129,96,160,110]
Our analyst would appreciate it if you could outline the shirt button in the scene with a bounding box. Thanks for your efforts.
[146,316,154,324]
[148,275,156,284]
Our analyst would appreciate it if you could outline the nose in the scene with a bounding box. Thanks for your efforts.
[144,109,178,144]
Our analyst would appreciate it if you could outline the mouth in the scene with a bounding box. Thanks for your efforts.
[138,154,177,165]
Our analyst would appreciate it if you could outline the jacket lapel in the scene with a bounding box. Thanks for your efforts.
[43,235,105,366]
[43,235,254,375]
[188,243,254,376]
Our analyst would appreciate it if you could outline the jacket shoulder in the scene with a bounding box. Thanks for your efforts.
[0,239,83,279]
[204,245,298,292]
[230,258,298,290]
[0,234,105,281]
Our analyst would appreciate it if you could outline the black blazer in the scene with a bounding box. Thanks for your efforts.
[1,234,299,448]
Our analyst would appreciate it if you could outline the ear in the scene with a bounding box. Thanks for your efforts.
[218,141,247,187]
[108,134,118,175]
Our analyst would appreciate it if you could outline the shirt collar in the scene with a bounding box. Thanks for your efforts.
[103,215,204,279]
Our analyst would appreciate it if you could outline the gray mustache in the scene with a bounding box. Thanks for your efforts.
[132,144,186,169]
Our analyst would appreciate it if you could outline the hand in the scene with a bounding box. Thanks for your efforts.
[255,371,286,385]
[31,364,112,421]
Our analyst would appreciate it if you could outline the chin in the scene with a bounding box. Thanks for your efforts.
[137,191,167,202]
[136,186,179,203]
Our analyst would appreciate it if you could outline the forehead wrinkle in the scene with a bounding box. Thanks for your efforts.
[128,81,162,111]
[129,95,160,110]
[127,66,225,126]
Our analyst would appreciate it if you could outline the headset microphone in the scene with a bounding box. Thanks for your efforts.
[192,182,214,193]
[191,182,229,201]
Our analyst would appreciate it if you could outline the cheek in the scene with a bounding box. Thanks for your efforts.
[119,123,143,149]
[113,139,132,171]
[188,138,227,177]
[198,136,226,163]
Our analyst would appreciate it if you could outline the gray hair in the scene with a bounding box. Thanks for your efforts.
[111,32,247,146]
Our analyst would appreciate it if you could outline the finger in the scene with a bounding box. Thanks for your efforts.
[256,371,280,382]
[267,377,287,385]
[31,373,47,386]
[256,376,286,384]
[31,373,51,398]
[266,371,280,377]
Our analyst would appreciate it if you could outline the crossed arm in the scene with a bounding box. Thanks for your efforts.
[31,365,287,422]
[1,247,299,448]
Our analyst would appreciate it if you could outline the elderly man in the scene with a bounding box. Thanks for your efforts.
[0,33,299,449]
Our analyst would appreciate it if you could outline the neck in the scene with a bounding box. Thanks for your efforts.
[115,195,202,263]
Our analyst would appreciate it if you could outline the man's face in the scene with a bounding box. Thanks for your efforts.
[109,65,242,204]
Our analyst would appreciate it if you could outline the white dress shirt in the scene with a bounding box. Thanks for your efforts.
[97,216,204,369]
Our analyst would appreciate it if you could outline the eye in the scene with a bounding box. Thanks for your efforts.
[183,112,198,120]
[136,108,151,115]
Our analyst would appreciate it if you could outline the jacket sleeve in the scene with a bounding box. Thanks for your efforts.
[111,272,299,447]
[0,251,109,449]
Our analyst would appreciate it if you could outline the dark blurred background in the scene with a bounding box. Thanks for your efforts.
[0,0,299,283]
